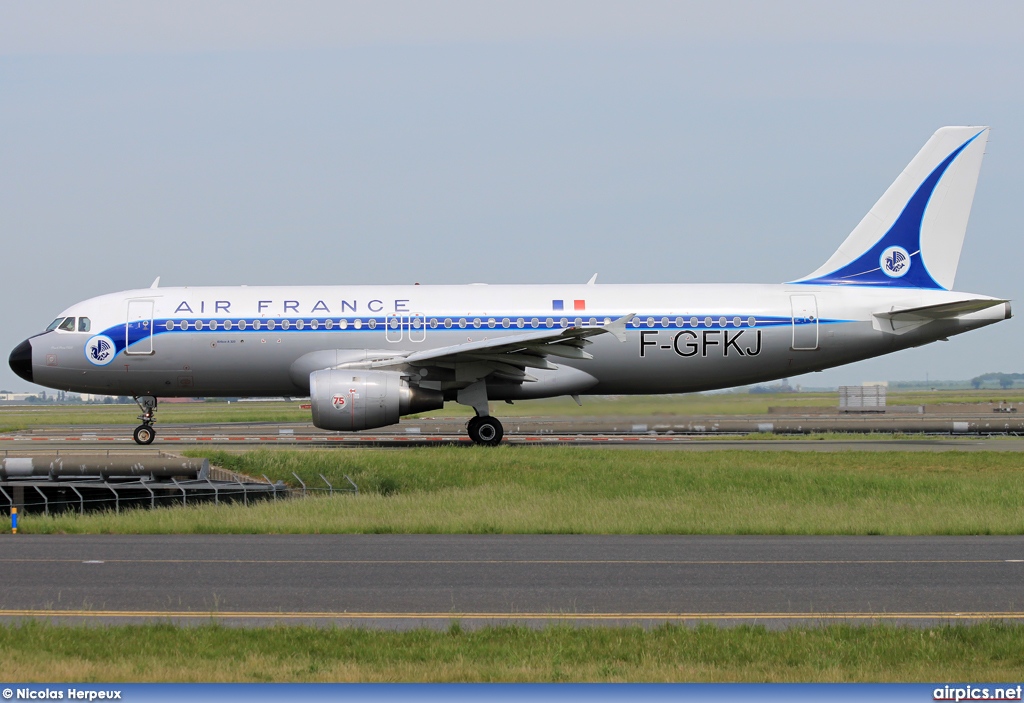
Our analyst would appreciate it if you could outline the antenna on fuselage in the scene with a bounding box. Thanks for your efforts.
[150,276,161,289]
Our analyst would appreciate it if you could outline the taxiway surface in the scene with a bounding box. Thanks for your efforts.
[4,421,1024,451]
[2,535,1022,628]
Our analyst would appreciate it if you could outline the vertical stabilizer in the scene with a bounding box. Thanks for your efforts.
[794,126,988,289]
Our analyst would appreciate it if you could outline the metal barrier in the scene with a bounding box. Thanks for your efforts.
[1,475,288,515]
[1,454,355,516]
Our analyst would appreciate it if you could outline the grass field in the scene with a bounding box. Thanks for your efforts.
[2,621,1022,682]
[17,448,1024,534]
[3,389,1024,432]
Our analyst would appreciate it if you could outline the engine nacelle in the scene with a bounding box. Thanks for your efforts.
[309,369,444,431]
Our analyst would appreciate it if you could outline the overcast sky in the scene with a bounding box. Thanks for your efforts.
[2,1,1022,392]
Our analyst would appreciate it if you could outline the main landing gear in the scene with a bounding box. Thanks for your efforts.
[133,395,158,445]
[458,380,503,446]
[467,415,503,446]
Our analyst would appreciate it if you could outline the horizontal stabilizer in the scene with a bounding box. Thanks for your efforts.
[873,298,1008,335]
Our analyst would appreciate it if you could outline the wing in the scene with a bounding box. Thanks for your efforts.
[339,314,635,387]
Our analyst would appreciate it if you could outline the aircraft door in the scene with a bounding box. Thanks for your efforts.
[790,294,818,350]
[386,313,403,343]
[126,299,155,355]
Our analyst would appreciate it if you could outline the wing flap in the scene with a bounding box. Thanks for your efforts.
[366,314,634,371]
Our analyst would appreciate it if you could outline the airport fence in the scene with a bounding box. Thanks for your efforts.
[0,472,356,516]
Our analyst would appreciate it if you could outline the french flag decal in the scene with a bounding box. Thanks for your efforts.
[552,299,586,311]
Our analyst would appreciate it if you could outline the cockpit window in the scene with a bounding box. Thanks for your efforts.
[58,317,76,332]
[46,318,65,332]
[78,317,91,332]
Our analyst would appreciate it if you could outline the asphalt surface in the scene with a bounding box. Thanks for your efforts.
[2,535,1023,628]
[4,421,1024,451]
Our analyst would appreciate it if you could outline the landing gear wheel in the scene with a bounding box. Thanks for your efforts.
[133,424,156,445]
[132,396,158,445]
[468,416,503,446]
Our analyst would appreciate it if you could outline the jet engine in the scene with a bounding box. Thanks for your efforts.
[309,369,444,431]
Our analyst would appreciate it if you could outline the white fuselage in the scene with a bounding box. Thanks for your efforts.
[22,282,1010,400]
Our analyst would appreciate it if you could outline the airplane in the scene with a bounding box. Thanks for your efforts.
[8,126,1011,445]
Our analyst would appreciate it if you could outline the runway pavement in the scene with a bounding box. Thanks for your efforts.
[3,421,1024,451]
[1,535,1022,628]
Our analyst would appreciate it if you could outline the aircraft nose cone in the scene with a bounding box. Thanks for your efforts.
[9,338,33,383]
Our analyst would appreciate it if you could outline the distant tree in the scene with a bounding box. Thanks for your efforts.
[970,372,1024,389]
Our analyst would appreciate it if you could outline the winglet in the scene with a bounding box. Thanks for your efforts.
[603,314,633,342]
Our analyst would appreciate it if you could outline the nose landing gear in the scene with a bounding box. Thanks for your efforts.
[133,395,158,445]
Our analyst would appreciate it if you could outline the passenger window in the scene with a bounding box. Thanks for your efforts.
[78,317,91,332]
[58,317,76,332]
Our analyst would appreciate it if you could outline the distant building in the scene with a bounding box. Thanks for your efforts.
[78,393,112,403]
[0,392,36,401]
[839,385,887,412]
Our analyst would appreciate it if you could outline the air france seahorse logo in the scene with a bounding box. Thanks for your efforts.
[85,335,117,366]
[880,245,911,278]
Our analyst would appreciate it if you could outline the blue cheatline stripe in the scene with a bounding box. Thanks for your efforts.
[100,314,848,355]
[795,129,984,289]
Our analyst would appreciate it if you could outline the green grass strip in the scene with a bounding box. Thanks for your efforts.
[15,448,1024,534]
[2,621,1023,682]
